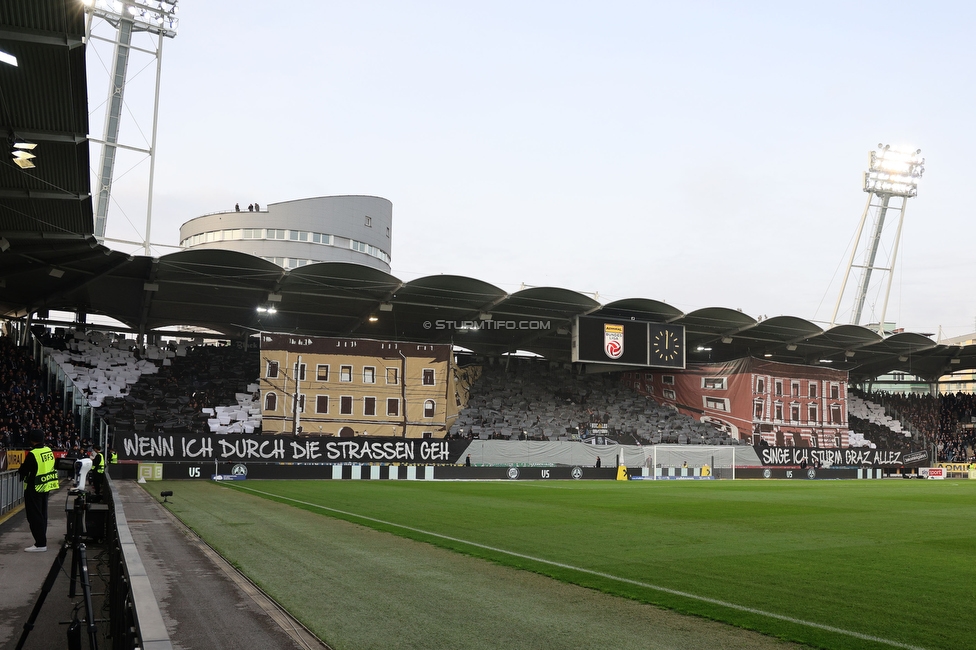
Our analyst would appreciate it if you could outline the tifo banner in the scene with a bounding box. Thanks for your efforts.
[756,446,926,468]
[117,432,469,464]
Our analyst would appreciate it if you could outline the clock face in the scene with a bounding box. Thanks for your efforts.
[652,327,682,363]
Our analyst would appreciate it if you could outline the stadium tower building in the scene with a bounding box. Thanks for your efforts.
[179,195,393,272]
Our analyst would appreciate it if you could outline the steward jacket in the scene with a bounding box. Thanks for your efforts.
[19,446,60,493]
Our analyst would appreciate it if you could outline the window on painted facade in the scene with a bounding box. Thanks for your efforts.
[791,404,800,421]
[386,368,399,385]
[754,400,764,418]
[364,397,376,416]
[830,384,840,400]
[704,396,729,412]
[703,377,726,390]
[363,367,375,384]
[316,364,329,381]
[293,363,306,381]
[774,380,783,396]
[422,369,435,386]
[791,382,800,397]
[774,403,783,420]
[663,389,676,400]
[424,399,435,418]
[756,377,765,394]
[365,215,372,227]
[267,361,279,378]
[809,383,817,398]
[340,365,352,382]
[265,392,277,411]
[808,404,817,423]
[316,395,329,414]
[387,398,400,417]
[297,394,306,413]
[340,396,353,415]
[830,404,842,424]
[662,375,675,385]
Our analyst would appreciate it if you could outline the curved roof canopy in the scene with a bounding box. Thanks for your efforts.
[3,0,975,384]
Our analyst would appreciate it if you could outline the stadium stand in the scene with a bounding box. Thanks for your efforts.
[449,357,739,445]
[0,336,79,451]
[853,389,976,462]
[92,341,261,436]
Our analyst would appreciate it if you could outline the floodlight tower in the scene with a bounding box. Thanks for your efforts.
[82,0,179,255]
[830,145,924,334]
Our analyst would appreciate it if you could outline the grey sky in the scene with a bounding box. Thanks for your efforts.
[87,1,976,338]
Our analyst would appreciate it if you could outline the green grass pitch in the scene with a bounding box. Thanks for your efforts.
[156,478,976,650]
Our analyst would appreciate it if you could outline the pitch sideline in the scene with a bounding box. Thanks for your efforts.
[233,483,927,650]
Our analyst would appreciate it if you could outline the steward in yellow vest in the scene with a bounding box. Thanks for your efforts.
[18,429,59,551]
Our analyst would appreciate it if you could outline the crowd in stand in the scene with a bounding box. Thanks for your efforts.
[855,389,976,462]
[8,324,976,465]
[0,336,81,452]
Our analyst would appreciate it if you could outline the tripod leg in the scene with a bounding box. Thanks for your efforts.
[15,541,70,650]
[75,542,100,650]
[68,494,87,598]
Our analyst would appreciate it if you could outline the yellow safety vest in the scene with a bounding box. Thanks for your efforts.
[110,452,118,464]
[92,453,104,475]
[30,447,59,493]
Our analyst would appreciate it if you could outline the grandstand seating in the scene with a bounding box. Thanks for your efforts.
[846,393,921,451]
[450,358,739,445]
[42,332,262,437]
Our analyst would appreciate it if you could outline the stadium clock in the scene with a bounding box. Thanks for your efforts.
[651,325,685,368]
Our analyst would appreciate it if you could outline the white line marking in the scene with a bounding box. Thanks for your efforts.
[234,484,928,650]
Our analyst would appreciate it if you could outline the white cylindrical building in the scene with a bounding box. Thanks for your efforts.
[179,195,393,272]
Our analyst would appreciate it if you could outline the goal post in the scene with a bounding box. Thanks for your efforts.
[645,444,738,479]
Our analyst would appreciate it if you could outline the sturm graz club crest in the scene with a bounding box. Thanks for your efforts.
[507,467,520,480]
[604,323,624,360]
[571,466,583,480]
[231,464,247,477]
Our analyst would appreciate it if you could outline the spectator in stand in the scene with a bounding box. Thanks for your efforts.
[0,337,79,450]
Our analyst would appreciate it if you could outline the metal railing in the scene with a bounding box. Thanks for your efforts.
[0,470,24,516]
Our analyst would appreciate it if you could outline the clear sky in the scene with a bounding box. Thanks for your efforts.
[86,1,976,339]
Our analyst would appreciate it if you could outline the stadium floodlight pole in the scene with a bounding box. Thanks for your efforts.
[82,0,179,255]
[830,145,924,334]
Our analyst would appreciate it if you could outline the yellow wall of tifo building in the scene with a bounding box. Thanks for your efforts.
[260,338,478,438]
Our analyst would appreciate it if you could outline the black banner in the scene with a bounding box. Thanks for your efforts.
[754,446,926,468]
[116,433,469,464]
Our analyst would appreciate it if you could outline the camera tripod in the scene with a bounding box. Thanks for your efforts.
[16,490,99,650]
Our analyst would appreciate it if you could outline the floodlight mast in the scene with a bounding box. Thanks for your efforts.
[830,145,924,334]
[83,0,179,255]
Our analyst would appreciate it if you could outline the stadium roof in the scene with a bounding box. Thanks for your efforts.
[3,0,976,383]
[2,244,976,382]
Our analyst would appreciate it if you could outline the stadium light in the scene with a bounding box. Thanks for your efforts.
[257,305,277,315]
[82,0,179,37]
[11,139,37,169]
[0,49,17,67]
[863,145,924,198]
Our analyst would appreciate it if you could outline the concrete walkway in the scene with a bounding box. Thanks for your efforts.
[0,482,328,650]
